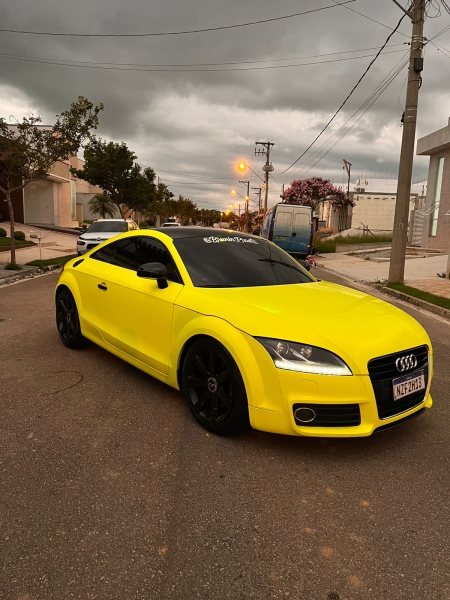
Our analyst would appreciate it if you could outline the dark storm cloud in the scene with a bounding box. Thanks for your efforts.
[1,0,448,207]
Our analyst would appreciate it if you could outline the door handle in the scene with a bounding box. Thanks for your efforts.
[98,283,108,291]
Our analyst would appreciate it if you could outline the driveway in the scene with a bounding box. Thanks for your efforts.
[0,222,78,264]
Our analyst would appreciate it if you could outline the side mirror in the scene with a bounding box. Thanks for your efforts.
[298,259,311,272]
[137,262,168,289]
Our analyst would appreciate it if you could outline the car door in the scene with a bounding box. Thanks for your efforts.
[273,207,293,252]
[90,235,184,374]
[292,209,311,256]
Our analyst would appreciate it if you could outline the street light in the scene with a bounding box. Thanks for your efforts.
[237,161,265,183]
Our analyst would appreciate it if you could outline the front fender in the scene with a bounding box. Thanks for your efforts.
[55,270,83,308]
[169,305,283,413]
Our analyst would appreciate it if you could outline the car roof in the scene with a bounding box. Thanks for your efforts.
[150,227,257,240]
[94,218,133,222]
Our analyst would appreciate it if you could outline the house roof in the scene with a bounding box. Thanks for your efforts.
[417,118,450,156]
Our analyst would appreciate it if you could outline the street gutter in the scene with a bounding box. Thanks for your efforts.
[0,264,62,288]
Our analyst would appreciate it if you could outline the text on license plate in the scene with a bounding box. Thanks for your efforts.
[392,370,425,401]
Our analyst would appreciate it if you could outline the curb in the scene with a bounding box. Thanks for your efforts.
[376,285,450,321]
[0,263,63,287]
[315,262,450,322]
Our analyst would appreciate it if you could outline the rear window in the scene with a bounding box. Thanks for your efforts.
[174,234,314,288]
[86,221,128,233]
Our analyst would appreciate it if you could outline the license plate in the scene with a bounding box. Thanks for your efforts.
[392,370,425,401]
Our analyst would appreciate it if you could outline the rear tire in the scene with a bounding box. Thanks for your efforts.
[181,338,249,436]
[0,210,6,223]
[55,289,91,349]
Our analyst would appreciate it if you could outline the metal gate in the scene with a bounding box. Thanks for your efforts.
[411,210,424,247]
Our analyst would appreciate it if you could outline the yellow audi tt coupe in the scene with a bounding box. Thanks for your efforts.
[55,228,433,437]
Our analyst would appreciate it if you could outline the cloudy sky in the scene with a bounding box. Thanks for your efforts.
[1,0,449,211]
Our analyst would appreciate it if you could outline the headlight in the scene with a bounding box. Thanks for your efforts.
[77,239,85,246]
[255,337,352,376]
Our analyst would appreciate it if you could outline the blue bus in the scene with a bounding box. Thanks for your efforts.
[261,204,313,258]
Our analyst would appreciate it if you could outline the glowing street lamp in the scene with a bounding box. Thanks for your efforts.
[237,161,264,182]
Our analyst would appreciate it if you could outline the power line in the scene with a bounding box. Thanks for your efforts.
[298,56,410,177]
[0,2,357,37]
[278,13,407,176]
[429,40,450,58]
[0,48,408,73]
[158,179,235,186]
[330,0,410,38]
[286,53,409,178]
[152,168,237,180]
[0,43,407,68]
[280,52,409,179]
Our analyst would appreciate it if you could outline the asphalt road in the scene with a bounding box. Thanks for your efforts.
[1,270,449,600]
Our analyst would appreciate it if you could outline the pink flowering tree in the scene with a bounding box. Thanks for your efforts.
[281,176,354,212]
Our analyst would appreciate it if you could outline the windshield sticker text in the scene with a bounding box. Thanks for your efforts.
[203,236,258,245]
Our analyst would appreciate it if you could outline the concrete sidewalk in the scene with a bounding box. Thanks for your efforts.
[316,251,450,299]
[0,222,78,265]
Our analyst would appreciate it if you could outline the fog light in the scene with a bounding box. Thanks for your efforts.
[294,407,316,424]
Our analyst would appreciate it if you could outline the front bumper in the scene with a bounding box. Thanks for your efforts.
[247,359,433,437]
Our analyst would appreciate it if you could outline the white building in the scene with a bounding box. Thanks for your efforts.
[327,178,427,233]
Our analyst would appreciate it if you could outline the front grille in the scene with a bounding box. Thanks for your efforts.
[87,243,99,250]
[293,403,361,427]
[368,345,429,420]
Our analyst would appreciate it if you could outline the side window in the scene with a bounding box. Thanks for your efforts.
[91,241,118,264]
[114,237,182,283]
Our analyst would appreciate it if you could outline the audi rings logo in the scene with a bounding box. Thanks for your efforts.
[395,354,418,372]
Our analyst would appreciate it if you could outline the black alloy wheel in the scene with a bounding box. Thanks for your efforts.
[55,289,90,349]
[0,209,6,223]
[182,338,249,436]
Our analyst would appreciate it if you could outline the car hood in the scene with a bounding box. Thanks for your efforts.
[176,281,431,374]
[80,232,123,241]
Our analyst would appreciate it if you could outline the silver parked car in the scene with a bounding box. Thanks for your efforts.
[76,219,138,255]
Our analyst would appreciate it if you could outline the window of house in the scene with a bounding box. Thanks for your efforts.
[429,157,445,237]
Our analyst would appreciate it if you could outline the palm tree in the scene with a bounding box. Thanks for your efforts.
[88,194,118,219]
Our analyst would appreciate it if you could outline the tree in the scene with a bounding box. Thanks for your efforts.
[0,96,103,266]
[171,195,198,225]
[198,208,221,227]
[72,139,156,217]
[281,176,353,212]
[144,178,175,225]
[88,193,118,219]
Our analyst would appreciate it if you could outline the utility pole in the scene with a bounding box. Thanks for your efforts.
[342,159,352,231]
[255,142,274,216]
[239,179,250,232]
[388,0,425,283]
[252,186,262,216]
[343,159,352,198]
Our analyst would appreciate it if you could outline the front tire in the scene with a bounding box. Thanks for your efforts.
[55,289,90,349]
[181,339,249,436]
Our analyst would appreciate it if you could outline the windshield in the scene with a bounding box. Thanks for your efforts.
[174,234,314,287]
[86,221,129,233]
